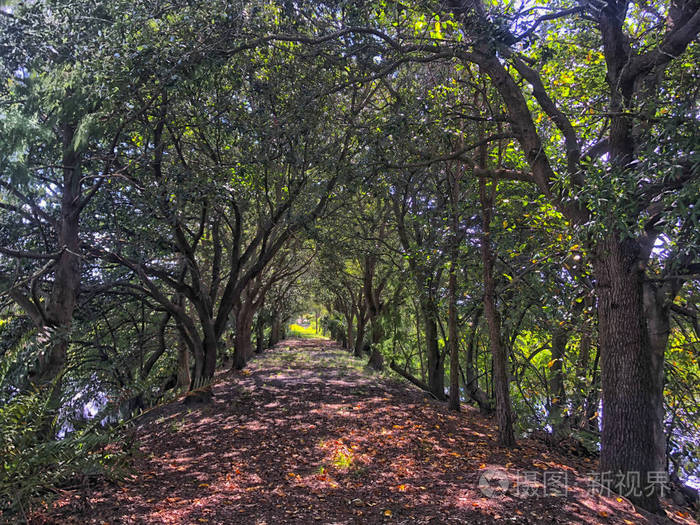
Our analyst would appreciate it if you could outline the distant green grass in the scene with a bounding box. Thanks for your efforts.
[288,322,328,339]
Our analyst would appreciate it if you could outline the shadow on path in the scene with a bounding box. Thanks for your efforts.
[44,338,678,524]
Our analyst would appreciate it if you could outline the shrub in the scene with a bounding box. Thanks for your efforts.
[0,324,126,519]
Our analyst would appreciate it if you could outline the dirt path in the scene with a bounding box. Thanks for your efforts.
[44,339,690,524]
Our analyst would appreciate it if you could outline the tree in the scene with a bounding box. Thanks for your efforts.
[96,8,370,388]
[443,0,700,509]
[0,0,140,399]
[478,173,516,446]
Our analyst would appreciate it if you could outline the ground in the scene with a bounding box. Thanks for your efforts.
[38,339,696,524]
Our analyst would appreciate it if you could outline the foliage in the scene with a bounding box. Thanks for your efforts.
[0,0,699,516]
[0,328,127,519]
[288,321,326,340]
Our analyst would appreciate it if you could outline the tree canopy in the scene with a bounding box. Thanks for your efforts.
[1,0,698,519]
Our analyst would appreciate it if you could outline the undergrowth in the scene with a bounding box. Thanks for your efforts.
[0,323,128,521]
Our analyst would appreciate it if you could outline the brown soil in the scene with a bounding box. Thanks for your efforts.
[37,338,697,524]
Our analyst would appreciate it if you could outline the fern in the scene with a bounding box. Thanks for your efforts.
[0,328,128,520]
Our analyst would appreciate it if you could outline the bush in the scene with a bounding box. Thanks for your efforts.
[320,315,346,345]
[0,324,126,519]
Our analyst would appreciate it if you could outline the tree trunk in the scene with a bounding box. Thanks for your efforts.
[447,137,464,412]
[176,336,191,392]
[448,259,460,412]
[390,360,447,399]
[422,299,446,401]
[345,311,354,351]
[354,309,366,358]
[37,123,82,398]
[414,299,426,383]
[465,314,492,412]
[594,236,665,511]
[173,306,205,391]
[202,324,218,381]
[255,314,265,354]
[548,328,570,444]
[367,318,384,371]
[233,305,255,370]
[643,282,671,476]
[479,177,515,447]
[190,346,205,389]
[572,300,593,430]
[363,253,385,371]
[269,313,281,348]
[279,320,287,340]
[584,345,601,432]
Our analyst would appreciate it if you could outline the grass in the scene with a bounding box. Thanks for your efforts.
[288,321,328,339]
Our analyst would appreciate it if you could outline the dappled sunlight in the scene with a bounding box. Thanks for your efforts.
[47,338,663,524]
